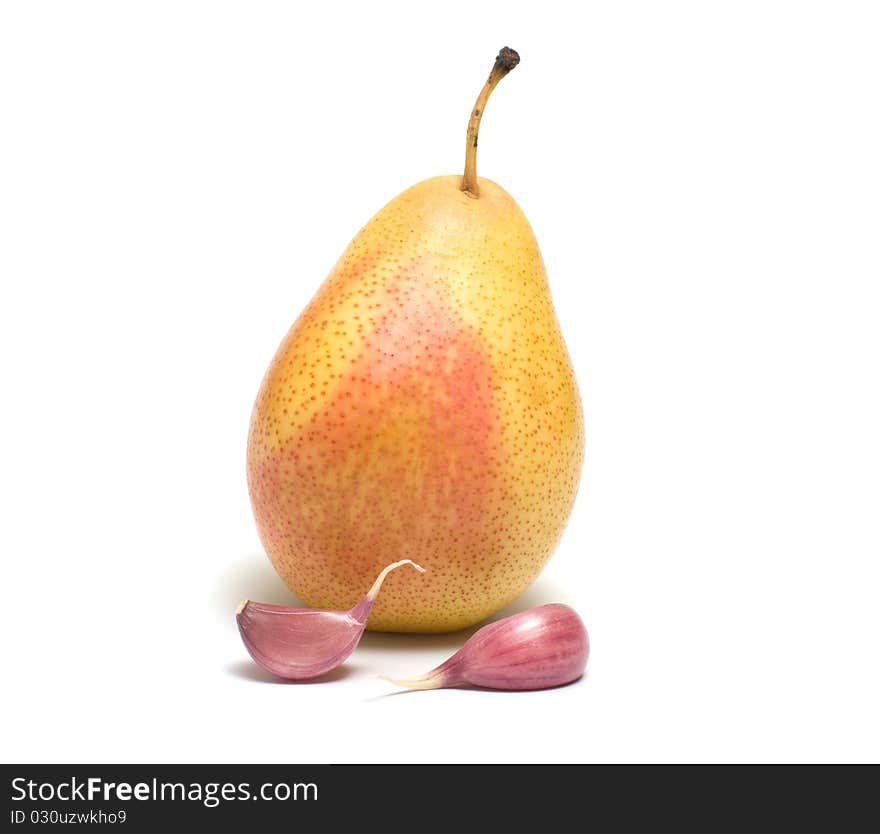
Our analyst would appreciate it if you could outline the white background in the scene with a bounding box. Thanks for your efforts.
[2,1,878,763]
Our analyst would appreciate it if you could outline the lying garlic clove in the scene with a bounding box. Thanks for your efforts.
[383,603,589,691]
[237,558,425,680]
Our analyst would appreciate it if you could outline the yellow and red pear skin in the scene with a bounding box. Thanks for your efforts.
[247,175,584,632]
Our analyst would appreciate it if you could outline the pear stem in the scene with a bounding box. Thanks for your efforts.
[461,47,520,199]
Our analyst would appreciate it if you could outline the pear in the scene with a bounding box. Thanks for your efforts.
[248,48,583,632]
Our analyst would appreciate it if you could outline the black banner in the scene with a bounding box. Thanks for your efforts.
[1,764,876,829]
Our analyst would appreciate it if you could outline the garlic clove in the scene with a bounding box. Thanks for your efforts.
[237,558,424,680]
[236,603,362,680]
[383,603,589,691]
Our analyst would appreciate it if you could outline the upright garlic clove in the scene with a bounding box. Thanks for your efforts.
[237,558,425,680]
[383,604,589,691]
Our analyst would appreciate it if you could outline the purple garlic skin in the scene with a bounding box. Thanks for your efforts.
[385,604,589,691]
[237,558,424,680]
[237,603,363,680]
